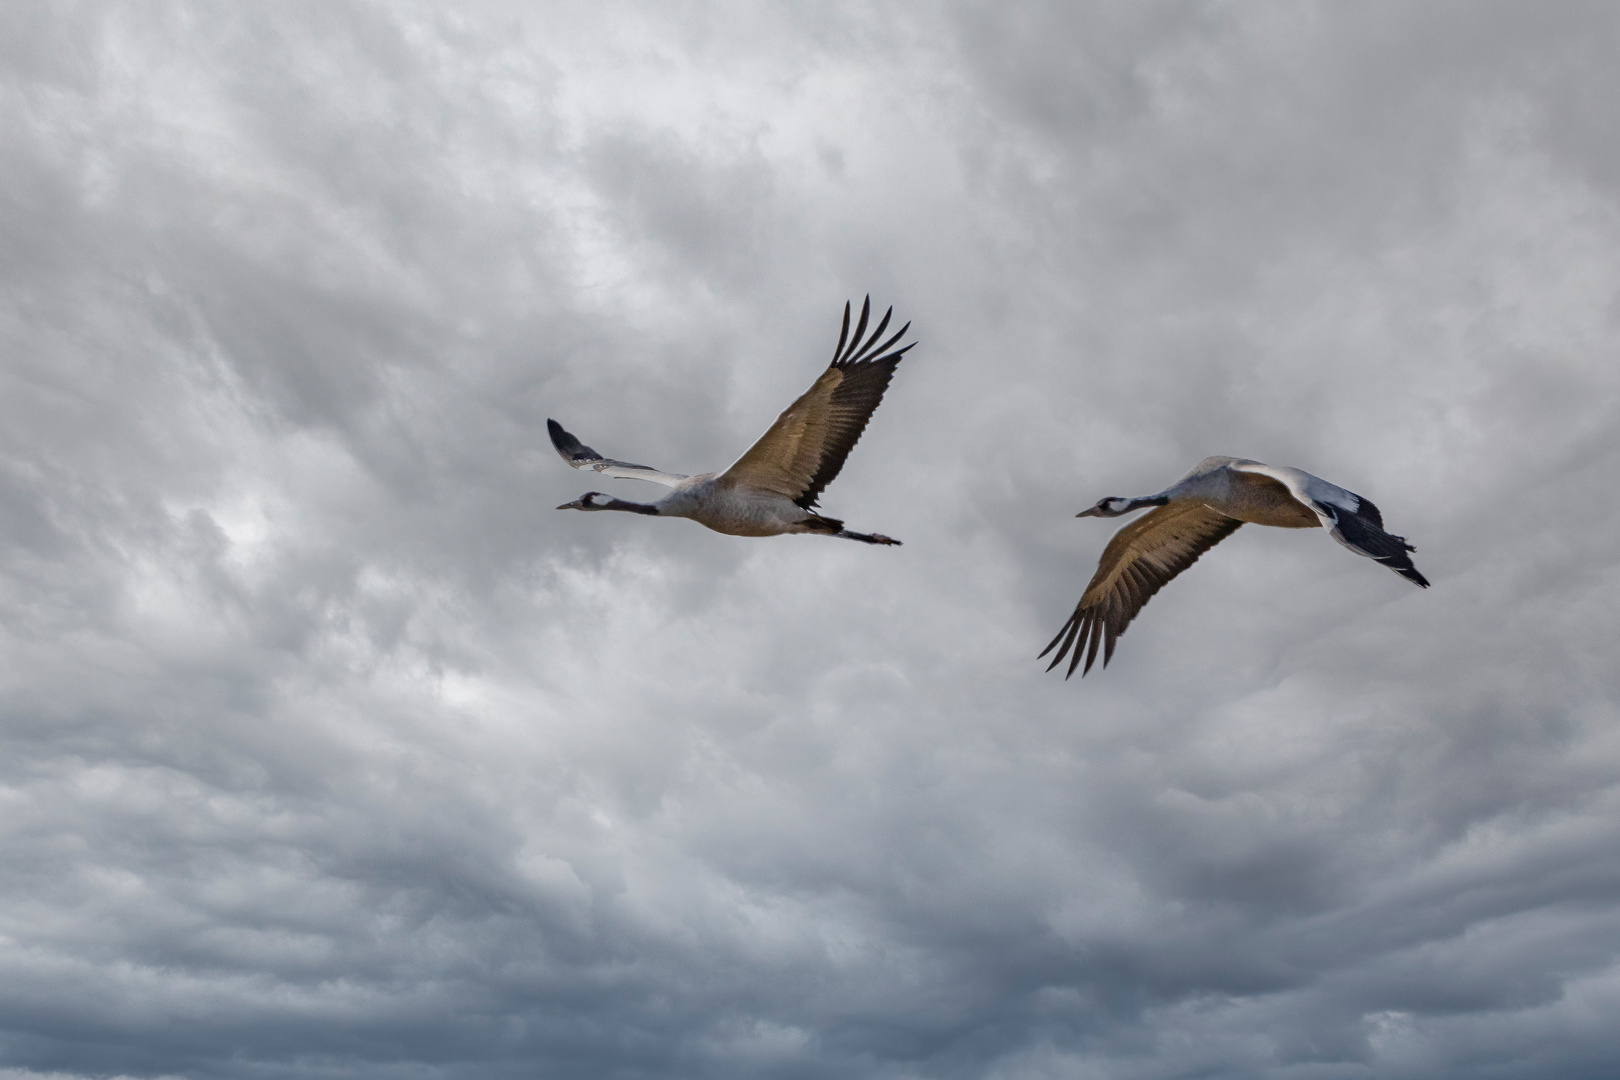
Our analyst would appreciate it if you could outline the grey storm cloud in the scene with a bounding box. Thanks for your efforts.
[2,2,1619,1078]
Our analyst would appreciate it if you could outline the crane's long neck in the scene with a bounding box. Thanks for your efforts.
[595,496,660,515]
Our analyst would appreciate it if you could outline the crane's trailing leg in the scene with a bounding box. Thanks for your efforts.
[799,513,900,545]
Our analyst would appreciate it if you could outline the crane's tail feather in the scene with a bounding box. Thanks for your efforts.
[1315,499,1430,587]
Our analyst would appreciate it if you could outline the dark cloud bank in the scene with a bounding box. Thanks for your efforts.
[3,3,1619,1078]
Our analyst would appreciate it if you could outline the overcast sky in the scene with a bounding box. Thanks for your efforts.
[3,3,1620,1078]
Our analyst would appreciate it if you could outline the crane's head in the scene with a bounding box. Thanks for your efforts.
[1076,497,1135,518]
[557,492,609,511]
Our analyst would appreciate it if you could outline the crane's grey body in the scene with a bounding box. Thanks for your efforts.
[551,298,914,545]
[1157,457,1321,527]
[1043,456,1430,678]
[571,474,849,537]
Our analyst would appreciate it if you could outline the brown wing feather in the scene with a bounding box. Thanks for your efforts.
[1040,505,1244,679]
[720,299,914,509]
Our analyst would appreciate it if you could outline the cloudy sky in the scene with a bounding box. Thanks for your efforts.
[4,3,1620,1077]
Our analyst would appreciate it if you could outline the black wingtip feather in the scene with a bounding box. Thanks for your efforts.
[848,320,912,369]
[547,418,594,462]
[845,307,893,364]
[1037,608,1107,680]
[1039,622,1067,662]
[1040,615,1080,676]
[840,297,872,364]
[831,295,914,369]
[844,308,895,364]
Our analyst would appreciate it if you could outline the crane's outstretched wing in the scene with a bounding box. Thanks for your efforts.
[1041,505,1244,678]
[719,297,915,509]
[1231,462,1429,587]
[547,419,689,487]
